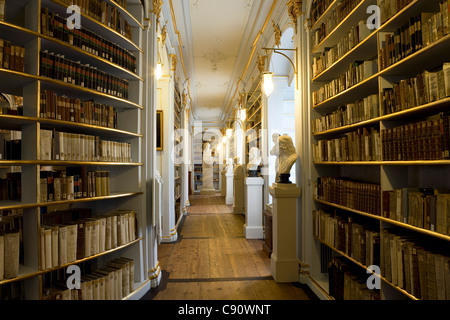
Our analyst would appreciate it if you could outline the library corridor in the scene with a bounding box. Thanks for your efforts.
[144,194,315,300]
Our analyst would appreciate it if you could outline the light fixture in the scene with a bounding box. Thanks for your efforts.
[156,62,163,81]
[263,71,274,97]
[226,128,232,138]
[240,108,246,122]
[262,47,298,92]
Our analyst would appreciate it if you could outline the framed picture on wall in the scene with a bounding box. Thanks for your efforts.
[156,110,163,151]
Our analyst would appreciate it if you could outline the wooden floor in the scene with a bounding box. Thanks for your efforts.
[145,194,314,300]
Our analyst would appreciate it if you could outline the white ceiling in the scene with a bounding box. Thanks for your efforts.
[171,0,273,123]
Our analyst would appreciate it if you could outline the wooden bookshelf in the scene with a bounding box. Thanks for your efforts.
[174,81,182,222]
[0,0,149,300]
[309,0,450,300]
[245,82,262,175]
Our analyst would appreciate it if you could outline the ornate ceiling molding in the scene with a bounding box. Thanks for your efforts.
[272,20,282,47]
[152,0,164,29]
[287,0,304,32]
[170,53,178,72]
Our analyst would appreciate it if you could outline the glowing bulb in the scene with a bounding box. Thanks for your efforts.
[156,63,162,81]
[226,129,232,138]
[263,72,274,97]
[240,108,246,121]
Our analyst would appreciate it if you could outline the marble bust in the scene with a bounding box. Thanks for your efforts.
[233,156,244,178]
[277,134,297,183]
[203,143,213,166]
[226,158,234,175]
[247,147,261,176]
[270,133,281,181]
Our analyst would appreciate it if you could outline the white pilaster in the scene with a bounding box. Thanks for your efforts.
[244,177,264,239]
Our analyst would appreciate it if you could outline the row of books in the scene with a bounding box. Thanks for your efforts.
[328,256,380,300]
[315,177,381,216]
[43,257,135,300]
[311,0,361,50]
[0,0,4,22]
[382,188,450,235]
[312,20,372,78]
[56,0,133,41]
[379,2,450,71]
[0,219,20,281]
[313,209,380,267]
[312,59,378,106]
[0,172,21,201]
[40,90,118,129]
[40,209,137,270]
[312,127,381,162]
[310,0,335,27]
[0,130,21,160]
[381,64,450,115]
[377,0,414,26]
[40,168,110,203]
[381,112,449,161]
[0,39,25,73]
[0,282,23,300]
[381,229,450,300]
[40,50,129,100]
[312,94,379,134]
[41,8,137,74]
[40,129,132,162]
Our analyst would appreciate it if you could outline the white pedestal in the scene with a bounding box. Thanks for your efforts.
[233,177,244,214]
[221,171,226,197]
[244,177,264,239]
[225,172,234,205]
[269,183,301,282]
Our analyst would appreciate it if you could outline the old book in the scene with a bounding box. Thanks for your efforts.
[426,252,438,300]
[3,40,10,69]
[58,224,68,265]
[4,231,20,279]
[444,63,450,97]
[51,225,59,267]
[434,254,446,300]
[65,223,77,263]
[43,226,52,269]
[444,257,450,299]
[417,248,428,299]
[0,230,4,280]
[76,221,86,260]
[40,129,53,160]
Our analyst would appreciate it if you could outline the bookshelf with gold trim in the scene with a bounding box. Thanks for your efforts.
[0,0,150,300]
[309,0,450,300]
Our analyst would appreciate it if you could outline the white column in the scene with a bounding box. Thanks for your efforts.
[221,170,226,197]
[269,183,301,282]
[244,177,264,239]
[226,171,234,205]
[233,165,245,214]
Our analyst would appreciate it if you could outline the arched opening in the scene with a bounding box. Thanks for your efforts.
[266,27,296,205]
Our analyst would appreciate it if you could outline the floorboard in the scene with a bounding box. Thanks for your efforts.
[145,194,315,300]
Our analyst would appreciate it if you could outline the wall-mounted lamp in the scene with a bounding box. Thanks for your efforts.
[262,47,298,96]
[156,62,163,81]
[240,108,246,122]
[262,71,274,97]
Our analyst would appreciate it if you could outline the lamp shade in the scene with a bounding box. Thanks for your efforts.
[240,108,246,121]
[263,72,274,97]
[156,63,163,80]
[226,128,232,138]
